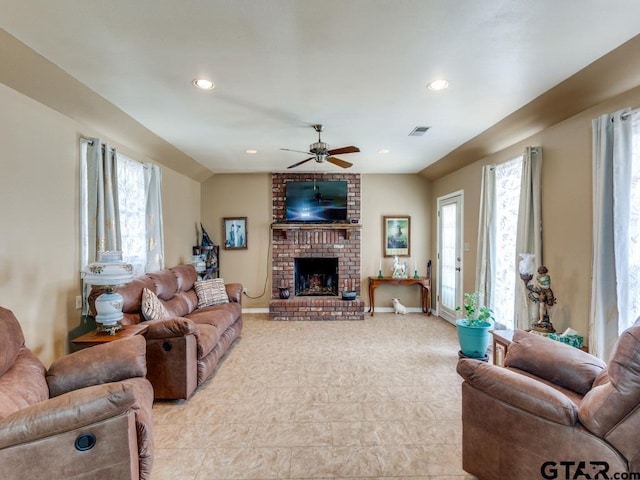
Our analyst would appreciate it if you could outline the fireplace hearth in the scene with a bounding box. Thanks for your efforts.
[295,258,338,296]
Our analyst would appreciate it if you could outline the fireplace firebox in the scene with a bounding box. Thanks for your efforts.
[295,258,338,296]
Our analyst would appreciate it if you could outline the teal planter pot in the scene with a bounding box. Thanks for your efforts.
[456,319,492,358]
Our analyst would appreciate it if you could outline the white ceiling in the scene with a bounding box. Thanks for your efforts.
[2,0,640,175]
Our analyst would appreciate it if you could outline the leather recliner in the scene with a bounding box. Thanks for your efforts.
[0,307,154,480]
[457,318,640,479]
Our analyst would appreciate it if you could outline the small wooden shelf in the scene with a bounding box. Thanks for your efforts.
[271,223,361,239]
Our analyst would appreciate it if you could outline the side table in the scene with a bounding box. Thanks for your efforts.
[490,329,589,367]
[72,324,149,349]
[490,329,515,366]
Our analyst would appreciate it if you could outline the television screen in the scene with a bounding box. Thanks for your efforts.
[285,181,348,222]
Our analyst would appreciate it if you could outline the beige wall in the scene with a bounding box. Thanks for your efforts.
[200,173,432,311]
[200,174,272,309]
[429,84,640,339]
[361,175,432,310]
[0,82,201,366]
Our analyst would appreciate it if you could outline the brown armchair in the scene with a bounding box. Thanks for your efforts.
[0,307,154,480]
[457,319,640,479]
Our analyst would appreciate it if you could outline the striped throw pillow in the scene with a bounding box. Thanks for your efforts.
[194,278,229,308]
[141,287,169,321]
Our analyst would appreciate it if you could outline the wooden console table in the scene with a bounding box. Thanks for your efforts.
[368,276,431,316]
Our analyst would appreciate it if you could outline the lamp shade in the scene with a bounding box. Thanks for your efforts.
[83,252,134,286]
[518,253,536,276]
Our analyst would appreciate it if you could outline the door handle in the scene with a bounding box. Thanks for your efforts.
[455,267,461,271]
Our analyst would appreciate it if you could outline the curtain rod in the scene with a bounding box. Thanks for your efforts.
[80,136,116,152]
[621,107,639,120]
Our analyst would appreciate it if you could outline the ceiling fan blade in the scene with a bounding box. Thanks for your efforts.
[280,148,313,155]
[327,146,360,155]
[327,156,353,169]
[287,157,314,169]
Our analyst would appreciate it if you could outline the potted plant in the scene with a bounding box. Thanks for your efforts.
[455,292,494,358]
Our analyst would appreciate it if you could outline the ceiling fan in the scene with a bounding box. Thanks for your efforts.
[281,124,360,169]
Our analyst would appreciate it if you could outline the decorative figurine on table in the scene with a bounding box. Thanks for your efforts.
[519,256,557,334]
[392,255,408,278]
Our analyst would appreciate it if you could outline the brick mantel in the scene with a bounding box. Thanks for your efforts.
[269,173,364,320]
[271,222,361,239]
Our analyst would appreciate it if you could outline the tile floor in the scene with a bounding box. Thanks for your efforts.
[150,313,475,479]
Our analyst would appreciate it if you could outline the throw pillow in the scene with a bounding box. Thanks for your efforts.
[194,278,229,308]
[141,287,169,321]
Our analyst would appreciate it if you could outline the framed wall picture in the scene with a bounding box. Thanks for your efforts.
[383,215,410,257]
[223,217,247,250]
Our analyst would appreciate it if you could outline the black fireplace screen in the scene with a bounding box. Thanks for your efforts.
[294,257,339,296]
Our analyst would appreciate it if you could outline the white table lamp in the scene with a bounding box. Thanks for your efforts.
[83,252,134,334]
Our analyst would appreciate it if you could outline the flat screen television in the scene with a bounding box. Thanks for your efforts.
[285,180,348,222]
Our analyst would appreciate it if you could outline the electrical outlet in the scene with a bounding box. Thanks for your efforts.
[242,287,248,294]
[75,295,83,310]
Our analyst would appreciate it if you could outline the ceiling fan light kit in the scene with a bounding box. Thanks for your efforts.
[281,124,359,170]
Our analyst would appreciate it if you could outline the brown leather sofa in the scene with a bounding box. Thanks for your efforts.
[457,319,640,479]
[0,306,154,480]
[92,264,243,400]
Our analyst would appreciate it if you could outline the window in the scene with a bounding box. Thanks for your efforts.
[80,138,163,277]
[624,112,640,331]
[492,157,523,329]
[116,153,147,275]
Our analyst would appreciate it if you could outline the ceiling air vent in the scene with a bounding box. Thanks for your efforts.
[408,126,430,136]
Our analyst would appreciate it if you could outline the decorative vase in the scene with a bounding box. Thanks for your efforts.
[341,290,356,301]
[456,319,492,358]
[278,287,290,299]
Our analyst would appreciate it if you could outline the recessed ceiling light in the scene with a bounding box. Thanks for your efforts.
[193,79,215,90]
[427,79,449,91]
[378,149,390,154]
[245,149,257,154]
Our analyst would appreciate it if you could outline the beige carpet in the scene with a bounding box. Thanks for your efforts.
[150,313,475,480]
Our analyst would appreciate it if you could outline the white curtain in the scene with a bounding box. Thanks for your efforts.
[515,146,543,330]
[80,138,122,314]
[81,138,121,266]
[590,108,633,359]
[144,163,164,272]
[475,165,496,312]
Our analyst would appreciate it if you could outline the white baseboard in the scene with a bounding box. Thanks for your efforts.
[242,307,425,314]
[373,307,424,314]
[242,308,270,314]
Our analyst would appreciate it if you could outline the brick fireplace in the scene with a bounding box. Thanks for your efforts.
[269,172,364,320]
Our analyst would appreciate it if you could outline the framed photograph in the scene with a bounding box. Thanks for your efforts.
[383,215,410,257]
[223,217,247,250]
